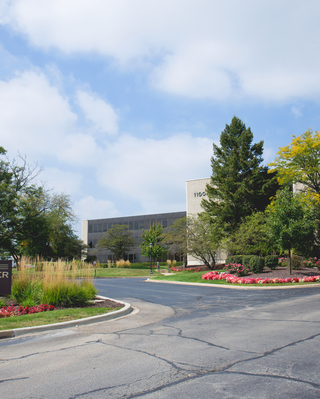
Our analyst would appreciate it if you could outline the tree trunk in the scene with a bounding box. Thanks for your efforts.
[288,248,292,275]
[183,254,187,269]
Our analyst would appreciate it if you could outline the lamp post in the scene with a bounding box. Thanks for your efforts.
[149,242,153,274]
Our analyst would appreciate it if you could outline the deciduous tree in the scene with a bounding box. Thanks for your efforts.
[140,223,168,261]
[266,187,315,274]
[96,224,134,260]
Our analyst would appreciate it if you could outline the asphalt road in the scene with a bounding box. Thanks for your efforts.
[1,278,320,398]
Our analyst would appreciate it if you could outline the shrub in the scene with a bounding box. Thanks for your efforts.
[42,281,97,307]
[242,255,255,268]
[265,255,279,270]
[224,263,250,277]
[249,256,265,274]
[116,259,131,268]
[225,255,243,265]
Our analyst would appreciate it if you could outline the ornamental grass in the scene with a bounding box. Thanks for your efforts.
[11,257,97,307]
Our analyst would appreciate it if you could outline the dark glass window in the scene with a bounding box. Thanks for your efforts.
[129,221,133,230]
[140,220,144,230]
[93,224,98,233]
[108,223,113,229]
[88,225,93,233]
[98,224,102,232]
[103,223,108,232]
[162,219,167,228]
[134,221,139,230]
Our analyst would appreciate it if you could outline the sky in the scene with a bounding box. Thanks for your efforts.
[1,0,320,238]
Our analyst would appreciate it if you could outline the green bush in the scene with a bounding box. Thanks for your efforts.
[225,256,243,265]
[42,281,97,307]
[242,255,255,268]
[12,278,43,305]
[265,255,279,270]
[249,256,265,274]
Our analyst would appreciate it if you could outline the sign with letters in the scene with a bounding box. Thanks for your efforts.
[0,260,12,296]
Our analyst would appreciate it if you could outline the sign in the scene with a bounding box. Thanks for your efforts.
[0,260,12,296]
[194,191,206,198]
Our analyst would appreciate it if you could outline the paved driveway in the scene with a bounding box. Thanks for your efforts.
[1,278,320,398]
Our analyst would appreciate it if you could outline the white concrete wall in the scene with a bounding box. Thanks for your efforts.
[186,178,211,217]
[82,220,88,245]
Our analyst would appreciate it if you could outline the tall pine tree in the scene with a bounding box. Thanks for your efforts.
[202,116,278,233]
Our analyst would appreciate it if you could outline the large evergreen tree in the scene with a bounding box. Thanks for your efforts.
[202,117,279,233]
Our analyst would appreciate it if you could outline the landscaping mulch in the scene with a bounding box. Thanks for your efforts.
[87,299,124,309]
[249,267,320,280]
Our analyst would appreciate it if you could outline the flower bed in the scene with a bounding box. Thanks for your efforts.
[201,270,320,285]
[0,304,55,318]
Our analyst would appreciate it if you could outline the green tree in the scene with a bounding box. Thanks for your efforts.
[227,211,278,256]
[96,224,134,260]
[187,215,224,270]
[163,217,187,267]
[266,187,315,274]
[268,129,320,199]
[15,193,85,261]
[140,223,168,260]
[202,117,279,233]
[0,148,48,265]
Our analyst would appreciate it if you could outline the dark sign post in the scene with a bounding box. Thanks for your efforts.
[0,260,12,296]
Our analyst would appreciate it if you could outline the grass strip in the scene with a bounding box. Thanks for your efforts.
[0,307,121,330]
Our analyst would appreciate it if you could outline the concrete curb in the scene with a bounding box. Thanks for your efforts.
[0,296,133,339]
[146,278,320,290]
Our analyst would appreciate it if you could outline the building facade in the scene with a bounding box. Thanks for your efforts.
[82,211,186,263]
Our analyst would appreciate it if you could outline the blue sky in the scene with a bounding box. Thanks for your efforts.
[1,0,320,237]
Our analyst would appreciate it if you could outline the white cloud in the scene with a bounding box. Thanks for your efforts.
[2,1,320,102]
[0,70,77,157]
[76,90,119,136]
[75,195,119,222]
[96,133,213,213]
[291,106,303,118]
[39,167,83,196]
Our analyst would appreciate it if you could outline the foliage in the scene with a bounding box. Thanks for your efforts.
[227,211,278,256]
[248,256,265,274]
[163,217,187,267]
[0,304,55,318]
[202,117,279,233]
[223,263,250,277]
[0,147,46,263]
[96,224,134,260]
[266,187,316,273]
[0,148,84,263]
[268,129,320,199]
[140,223,168,260]
[11,258,97,307]
[202,271,320,285]
[225,255,244,265]
[264,255,279,270]
[187,214,224,270]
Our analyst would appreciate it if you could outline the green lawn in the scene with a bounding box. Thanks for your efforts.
[0,306,121,330]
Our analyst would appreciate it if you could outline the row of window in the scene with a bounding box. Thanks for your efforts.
[88,218,171,234]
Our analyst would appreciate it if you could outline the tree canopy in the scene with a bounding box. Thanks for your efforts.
[187,214,224,270]
[163,217,187,267]
[96,224,134,260]
[0,148,84,263]
[268,129,320,199]
[202,116,279,232]
[140,223,168,260]
[266,187,315,273]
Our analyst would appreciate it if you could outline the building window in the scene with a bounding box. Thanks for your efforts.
[129,221,133,230]
[103,223,108,232]
[98,224,102,232]
[162,219,167,228]
[134,221,139,230]
[88,225,93,233]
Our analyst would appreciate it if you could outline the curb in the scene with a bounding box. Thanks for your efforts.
[146,278,320,290]
[0,296,132,339]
